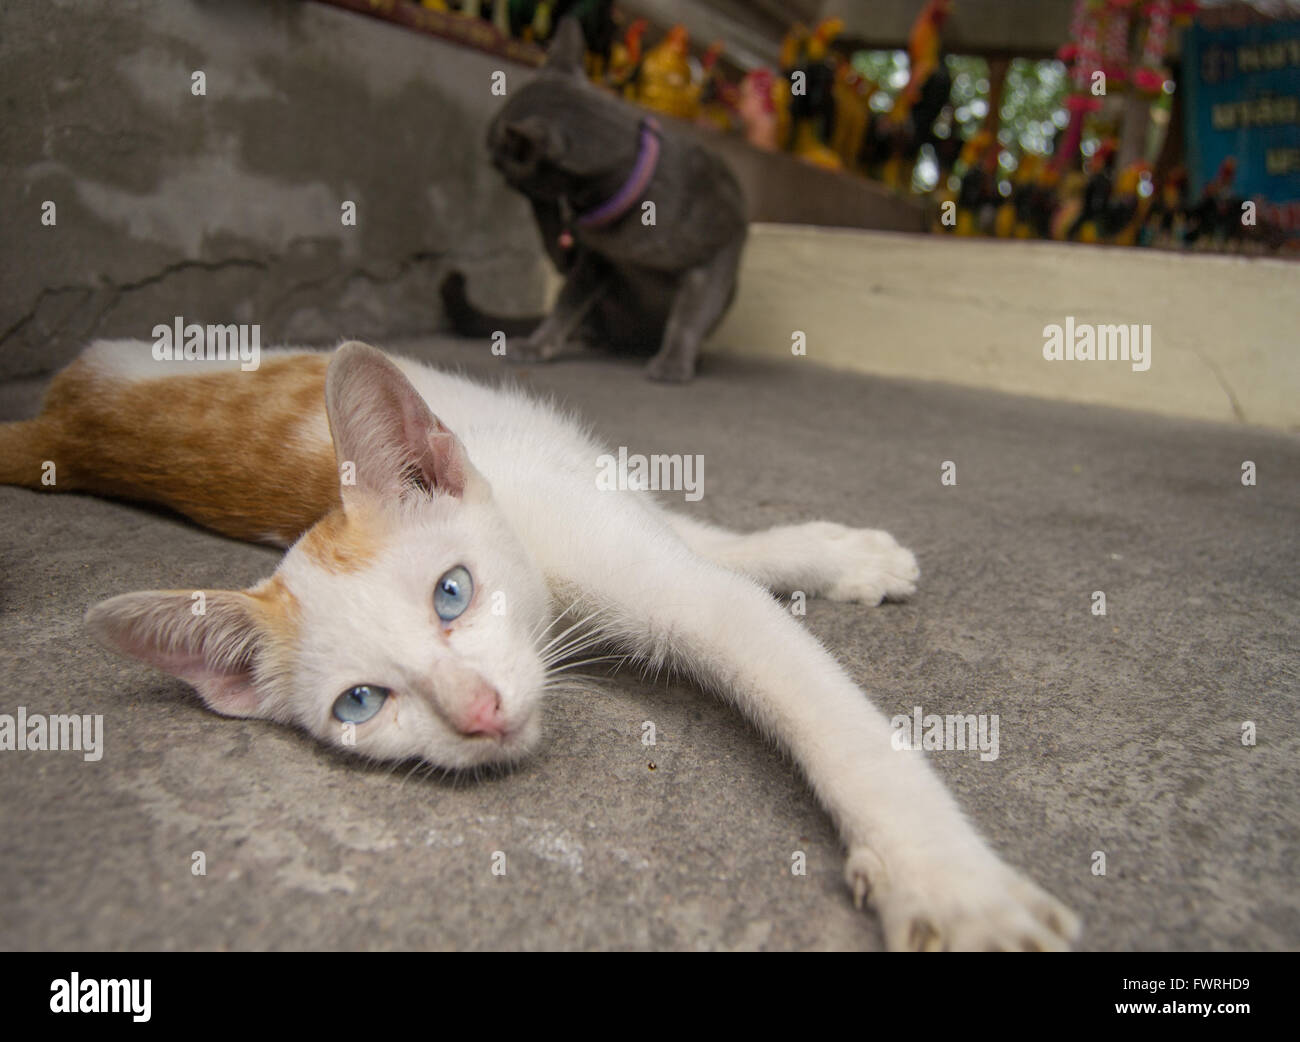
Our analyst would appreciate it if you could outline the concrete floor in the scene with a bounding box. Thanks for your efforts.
[0,336,1296,951]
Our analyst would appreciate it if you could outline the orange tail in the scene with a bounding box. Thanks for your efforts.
[0,418,59,489]
[2,345,341,546]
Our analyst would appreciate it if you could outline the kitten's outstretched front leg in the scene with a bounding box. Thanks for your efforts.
[663,513,920,605]
[577,537,1078,950]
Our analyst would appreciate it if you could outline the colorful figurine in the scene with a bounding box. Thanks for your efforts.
[696,41,736,132]
[1107,160,1154,245]
[872,0,952,189]
[605,17,648,98]
[784,17,845,170]
[994,153,1042,238]
[953,130,998,236]
[1023,161,1062,240]
[1143,165,1189,247]
[738,68,779,152]
[1064,138,1118,242]
[774,21,806,156]
[831,60,875,171]
[636,25,699,121]
[1184,156,1238,248]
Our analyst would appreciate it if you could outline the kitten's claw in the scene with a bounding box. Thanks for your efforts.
[847,845,885,911]
[845,846,1081,952]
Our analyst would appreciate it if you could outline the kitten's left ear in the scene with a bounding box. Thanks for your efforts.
[325,341,490,504]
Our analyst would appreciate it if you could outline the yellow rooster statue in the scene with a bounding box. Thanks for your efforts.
[637,25,699,121]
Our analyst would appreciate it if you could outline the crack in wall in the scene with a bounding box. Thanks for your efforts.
[261,248,446,306]
[1190,346,1248,425]
[0,256,269,350]
[0,248,454,376]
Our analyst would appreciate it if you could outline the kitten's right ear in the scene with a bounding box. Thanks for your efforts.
[325,341,489,505]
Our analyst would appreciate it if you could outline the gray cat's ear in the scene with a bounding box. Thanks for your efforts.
[544,15,587,76]
[325,341,490,504]
[86,589,284,720]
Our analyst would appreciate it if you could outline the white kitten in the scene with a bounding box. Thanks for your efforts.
[2,340,1080,950]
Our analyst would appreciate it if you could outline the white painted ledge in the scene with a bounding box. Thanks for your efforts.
[711,224,1299,431]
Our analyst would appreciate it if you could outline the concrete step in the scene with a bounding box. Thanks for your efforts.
[711,224,1299,431]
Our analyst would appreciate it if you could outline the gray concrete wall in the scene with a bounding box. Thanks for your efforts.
[676,122,928,234]
[0,0,553,380]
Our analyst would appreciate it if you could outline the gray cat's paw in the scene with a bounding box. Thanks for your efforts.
[508,334,555,363]
[644,352,696,383]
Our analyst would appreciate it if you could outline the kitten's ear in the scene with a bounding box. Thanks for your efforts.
[325,341,489,504]
[86,590,281,719]
[545,15,587,77]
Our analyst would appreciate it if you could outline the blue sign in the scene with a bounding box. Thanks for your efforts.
[1182,19,1300,244]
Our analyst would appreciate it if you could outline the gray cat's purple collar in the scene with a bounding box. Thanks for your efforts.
[571,116,662,232]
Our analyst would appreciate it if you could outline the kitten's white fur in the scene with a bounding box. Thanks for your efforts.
[85,340,1079,951]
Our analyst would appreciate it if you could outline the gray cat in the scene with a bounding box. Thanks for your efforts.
[446,17,747,382]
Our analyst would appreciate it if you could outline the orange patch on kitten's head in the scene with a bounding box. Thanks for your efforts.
[296,500,387,575]
[247,573,302,637]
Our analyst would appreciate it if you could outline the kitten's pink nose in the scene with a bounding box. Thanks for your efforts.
[453,684,506,739]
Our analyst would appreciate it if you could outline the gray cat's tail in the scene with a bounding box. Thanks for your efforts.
[440,270,541,340]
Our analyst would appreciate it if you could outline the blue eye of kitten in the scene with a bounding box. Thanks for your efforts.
[434,565,474,622]
[332,684,389,724]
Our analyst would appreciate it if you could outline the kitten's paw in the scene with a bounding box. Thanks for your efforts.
[846,847,1081,952]
[802,522,920,604]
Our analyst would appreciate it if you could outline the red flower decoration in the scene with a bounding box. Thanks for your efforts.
[1133,67,1165,93]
